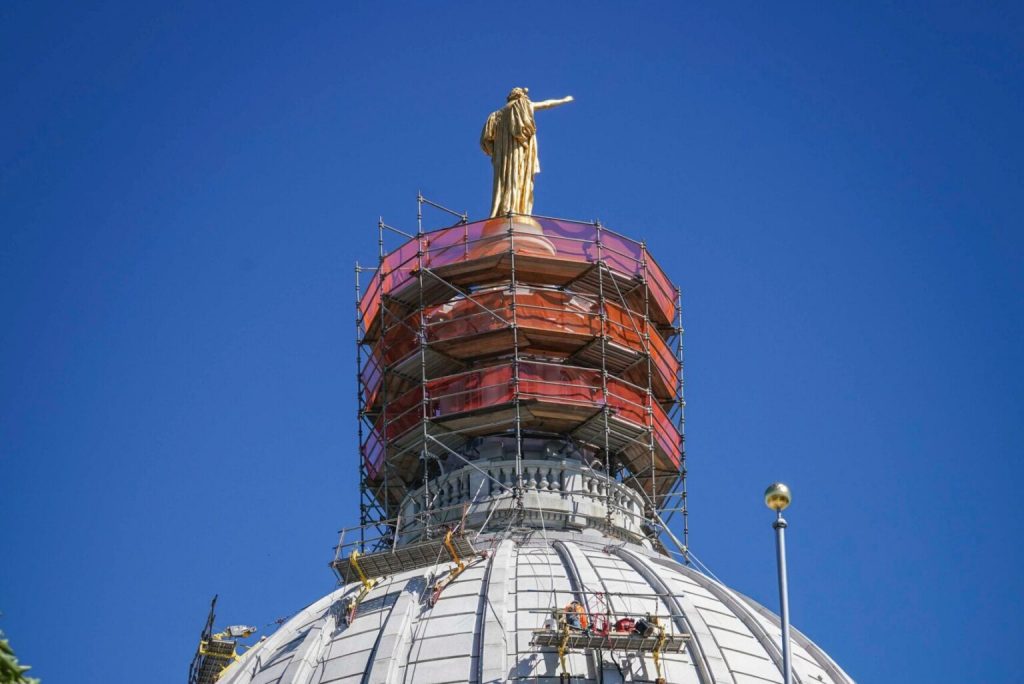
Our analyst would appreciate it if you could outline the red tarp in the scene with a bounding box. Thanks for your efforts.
[362,361,681,480]
[358,218,678,332]
[361,288,679,407]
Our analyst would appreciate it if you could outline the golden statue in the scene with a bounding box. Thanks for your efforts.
[480,87,573,217]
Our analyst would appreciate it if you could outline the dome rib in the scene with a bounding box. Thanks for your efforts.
[278,604,337,684]
[613,546,725,684]
[477,539,513,682]
[676,562,801,684]
[365,576,426,683]
[551,540,607,678]
[736,595,853,684]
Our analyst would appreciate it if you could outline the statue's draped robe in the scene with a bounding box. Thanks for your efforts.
[480,97,538,217]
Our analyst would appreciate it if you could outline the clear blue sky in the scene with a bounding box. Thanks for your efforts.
[2,2,1021,682]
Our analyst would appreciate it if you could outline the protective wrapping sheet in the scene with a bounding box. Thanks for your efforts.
[361,288,680,407]
[358,217,679,332]
[363,361,681,480]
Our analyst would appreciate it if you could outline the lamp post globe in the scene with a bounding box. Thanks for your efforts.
[764,482,792,512]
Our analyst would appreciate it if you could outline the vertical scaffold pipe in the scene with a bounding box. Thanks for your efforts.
[356,263,366,544]
[416,194,431,534]
[508,214,524,514]
[676,286,688,563]
[595,222,613,526]
[377,218,390,524]
[641,241,657,517]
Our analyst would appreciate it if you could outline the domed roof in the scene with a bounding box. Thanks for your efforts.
[218,530,854,684]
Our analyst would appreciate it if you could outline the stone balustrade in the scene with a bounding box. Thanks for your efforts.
[398,459,650,542]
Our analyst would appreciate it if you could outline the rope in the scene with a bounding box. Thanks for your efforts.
[686,549,724,585]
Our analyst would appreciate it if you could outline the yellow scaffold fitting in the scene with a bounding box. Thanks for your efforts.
[345,550,378,624]
[212,652,242,682]
[196,642,239,661]
[428,529,475,606]
[194,638,241,683]
[443,530,465,574]
[651,616,667,684]
[350,550,375,591]
[557,612,571,680]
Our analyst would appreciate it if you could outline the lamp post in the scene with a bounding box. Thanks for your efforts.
[765,482,793,684]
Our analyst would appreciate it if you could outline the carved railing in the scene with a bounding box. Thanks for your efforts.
[399,459,649,540]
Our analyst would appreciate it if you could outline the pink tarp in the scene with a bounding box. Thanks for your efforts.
[362,360,682,480]
[358,218,678,332]
[361,289,680,407]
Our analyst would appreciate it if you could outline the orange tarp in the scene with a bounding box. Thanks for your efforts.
[362,361,681,480]
[361,288,679,407]
[358,218,678,332]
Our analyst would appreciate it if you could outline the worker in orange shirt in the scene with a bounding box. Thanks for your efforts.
[564,600,590,634]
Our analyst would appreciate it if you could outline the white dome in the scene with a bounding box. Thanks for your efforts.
[218,531,854,684]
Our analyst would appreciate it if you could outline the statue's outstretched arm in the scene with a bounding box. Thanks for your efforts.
[532,95,574,111]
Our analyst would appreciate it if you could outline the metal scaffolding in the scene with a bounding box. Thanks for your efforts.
[355,197,688,557]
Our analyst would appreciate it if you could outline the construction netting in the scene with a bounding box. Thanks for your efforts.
[359,287,680,409]
[362,360,681,481]
[358,217,678,334]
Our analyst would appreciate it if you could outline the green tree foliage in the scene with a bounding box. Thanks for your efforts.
[0,631,39,684]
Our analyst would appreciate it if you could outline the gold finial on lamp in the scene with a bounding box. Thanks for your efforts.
[764,482,792,512]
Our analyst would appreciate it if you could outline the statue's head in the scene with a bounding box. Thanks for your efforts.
[506,87,529,102]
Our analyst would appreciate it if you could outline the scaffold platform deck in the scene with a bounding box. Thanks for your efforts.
[531,629,690,653]
[192,639,235,684]
[332,534,477,583]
